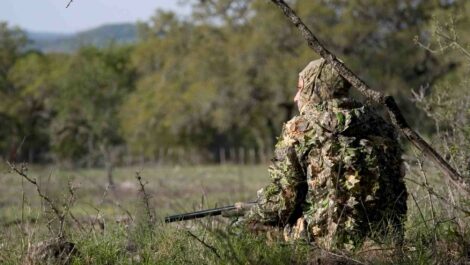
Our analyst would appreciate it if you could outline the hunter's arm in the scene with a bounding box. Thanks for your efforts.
[245,118,307,226]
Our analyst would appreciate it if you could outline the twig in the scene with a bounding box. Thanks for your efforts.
[8,162,63,224]
[7,162,80,239]
[186,230,221,259]
[322,249,368,265]
[406,217,456,230]
[8,162,38,185]
[114,202,134,222]
[89,184,110,234]
[66,0,73,8]
[69,212,86,234]
[405,177,470,215]
[60,180,78,235]
[21,172,26,233]
[269,0,469,195]
[136,172,155,226]
[412,151,438,243]
[434,31,470,59]
[410,193,429,230]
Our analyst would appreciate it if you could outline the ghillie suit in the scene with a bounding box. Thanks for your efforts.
[244,59,408,250]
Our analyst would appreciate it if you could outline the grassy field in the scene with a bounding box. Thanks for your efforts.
[0,164,268,222]
[0,162,468,264]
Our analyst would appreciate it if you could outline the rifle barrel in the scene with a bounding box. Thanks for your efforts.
[165,205,237,223]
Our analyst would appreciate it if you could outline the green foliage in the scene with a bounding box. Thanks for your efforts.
[0,24,71,161]
[121,0,468,156]
[66,224,311,265]
[0,48,62,161]
[50,46,135,163]
[70,229,129,265]
[1,0,470,162]
[0,22,27,93]
[0,22,27,159]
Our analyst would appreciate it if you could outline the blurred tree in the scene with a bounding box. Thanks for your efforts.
[122,9,285,156]
[123,0,464,157]
[0,22,27,94]
[0,22,54,162]
[1,1,469,165]
[5,52,64,162]
[52,46,135,184]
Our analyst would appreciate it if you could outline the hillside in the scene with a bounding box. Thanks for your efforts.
[27,23,138,53]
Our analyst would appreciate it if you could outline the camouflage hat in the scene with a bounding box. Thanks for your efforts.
[296,58,350,109]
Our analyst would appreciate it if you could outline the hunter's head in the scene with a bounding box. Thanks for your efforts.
[294,58,351,111]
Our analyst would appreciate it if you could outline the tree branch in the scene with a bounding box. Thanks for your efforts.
[7,162,68,237]
[136,172,155,226]
[270,0,469,195]
[186,230,221,259]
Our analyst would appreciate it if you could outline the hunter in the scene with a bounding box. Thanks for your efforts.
[242,58,408,250]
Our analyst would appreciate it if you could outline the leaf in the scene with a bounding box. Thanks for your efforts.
[345,173,360,190]
[336,112,345,129]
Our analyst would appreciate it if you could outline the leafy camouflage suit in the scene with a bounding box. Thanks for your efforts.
[244,59,407,249]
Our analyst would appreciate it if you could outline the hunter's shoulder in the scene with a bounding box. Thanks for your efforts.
[332,99,397,138]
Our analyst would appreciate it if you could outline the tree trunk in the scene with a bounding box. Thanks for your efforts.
[100,144,114,187]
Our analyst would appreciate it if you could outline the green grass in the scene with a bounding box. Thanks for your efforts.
[0,163,468,264]
[0,164,268,224]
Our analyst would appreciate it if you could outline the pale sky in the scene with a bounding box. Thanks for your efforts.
[0,0,191,33]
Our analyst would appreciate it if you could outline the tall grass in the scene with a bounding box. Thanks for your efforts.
[0,163,468,264]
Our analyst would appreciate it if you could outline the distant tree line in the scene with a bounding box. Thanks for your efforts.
[1,0,469,169]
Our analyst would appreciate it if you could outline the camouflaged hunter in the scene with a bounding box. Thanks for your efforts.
[243,58,408,250]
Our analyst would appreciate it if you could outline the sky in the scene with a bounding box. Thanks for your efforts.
[0,0,191,33]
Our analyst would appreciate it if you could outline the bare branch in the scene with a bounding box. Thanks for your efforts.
[8,162,62,219]
[136,172,155,226]
[405,177,470,215]
[7,162,73,238]
[8,161,37,185]
[186,230,221,259]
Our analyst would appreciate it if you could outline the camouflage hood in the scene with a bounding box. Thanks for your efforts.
[297,59,351,112]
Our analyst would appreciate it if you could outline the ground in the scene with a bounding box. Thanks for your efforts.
[0,163,468,264]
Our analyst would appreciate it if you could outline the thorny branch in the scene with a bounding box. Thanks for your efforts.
[136,172,155,225]
[60,180,79,234]
[8,162,63,221]
[270,0,470,195]
[7,162,82,238]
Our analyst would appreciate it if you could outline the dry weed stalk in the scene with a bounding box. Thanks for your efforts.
[86,184,110,235]
[135,171,155,227]
[7,162,65,237]
[186,230,221,259]
[405,177,470,216]
[7,162,79,264]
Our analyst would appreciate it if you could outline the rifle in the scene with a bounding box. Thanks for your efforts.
[165,150,304,224]
[165,201,256,223]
